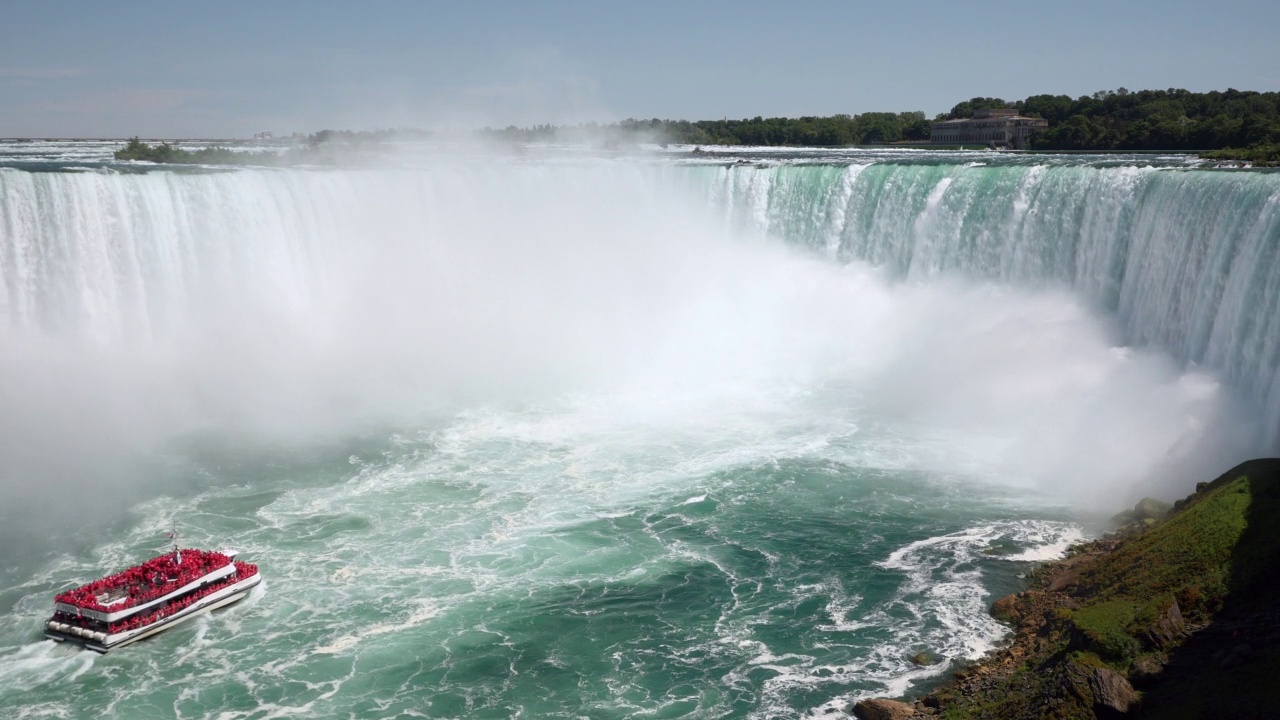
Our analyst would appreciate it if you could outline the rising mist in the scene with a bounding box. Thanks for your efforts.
[0,154,1266,520]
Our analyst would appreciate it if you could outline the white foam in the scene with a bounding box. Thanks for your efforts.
[807,519,1086,712]
[0,641,96,694]
[313,599,440,655]
[1004,523,1085,561]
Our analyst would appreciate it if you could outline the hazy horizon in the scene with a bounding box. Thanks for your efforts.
[3,0,1278,138]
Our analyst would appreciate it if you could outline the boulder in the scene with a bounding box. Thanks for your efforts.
[1048,567,1083,591]
[992,594,1022,624]
[909,651,937,666]
[1133,497,1171,520]
[852,698,917,720]
[1110,509,1138,526]
[1089,667,1138,714]
[1130,653,1166,683]
[1141,599,1185,649]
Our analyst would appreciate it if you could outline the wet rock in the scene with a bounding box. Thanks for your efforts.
[852,698,917,720]
[909,651,937,666]
[1133,497,1172,520]
[1089,666,1139,714]
[992,594,1022,624]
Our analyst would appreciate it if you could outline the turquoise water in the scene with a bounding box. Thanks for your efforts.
[0,406,1083,719]
[0,144,1275,718]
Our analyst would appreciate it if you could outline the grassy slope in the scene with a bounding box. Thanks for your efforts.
[1067,474,1254,665]
[1138,459,1280,719]
[934,458,1280,720]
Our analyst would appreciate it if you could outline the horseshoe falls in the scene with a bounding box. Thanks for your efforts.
[0,146,1277,719]
[698,160,1280,432]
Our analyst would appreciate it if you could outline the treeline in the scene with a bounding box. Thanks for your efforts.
[117,88,1280,163]
[661,112,931,145]
[479,122,663,146]
[305,128,432,145]
[946,88,1280,151]
[1199,144,1280,167]
[114,137,248,164]
[483,112,932,147]
[488,89,1280,153]
[113,135,413,166]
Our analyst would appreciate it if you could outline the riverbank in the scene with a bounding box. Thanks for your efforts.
[1198,145,1280,167]
[849,458,1280,720]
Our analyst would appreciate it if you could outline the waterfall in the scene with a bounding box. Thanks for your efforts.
[693,162,1280,444]
[2,160,1278,445]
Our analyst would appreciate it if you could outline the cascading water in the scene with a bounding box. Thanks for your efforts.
[692,161,1280,443]
[0,146,1275,719]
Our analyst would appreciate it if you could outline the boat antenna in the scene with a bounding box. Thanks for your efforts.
[166,526,181,565]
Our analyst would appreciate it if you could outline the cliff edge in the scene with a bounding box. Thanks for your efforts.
[852,458,1280,720]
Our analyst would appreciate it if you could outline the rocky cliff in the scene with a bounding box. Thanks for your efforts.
[851,458,1280,720]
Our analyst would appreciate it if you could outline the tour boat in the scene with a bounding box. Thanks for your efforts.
[44,540,260,653]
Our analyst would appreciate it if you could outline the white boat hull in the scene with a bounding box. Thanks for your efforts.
[45,572,261,653]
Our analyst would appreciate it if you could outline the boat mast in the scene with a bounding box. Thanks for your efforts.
[167,526,181,565]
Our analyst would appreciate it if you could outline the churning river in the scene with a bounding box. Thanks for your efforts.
[0,142,1276,718]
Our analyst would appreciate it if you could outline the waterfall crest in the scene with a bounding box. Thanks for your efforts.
[696,162,1280,441]
[2,161,1278,444]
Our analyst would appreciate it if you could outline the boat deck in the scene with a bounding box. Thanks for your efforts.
[54,549,235,623]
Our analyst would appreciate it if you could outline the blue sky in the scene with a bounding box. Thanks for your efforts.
[2,0,1277,138]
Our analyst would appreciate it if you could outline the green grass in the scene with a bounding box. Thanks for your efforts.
[114,137,251,164]
[1079,476,1252,614]
[1062,475,1268,664]
[929,459,1280,719]
[1199,144,1280,166]
[1068,600,1142,662]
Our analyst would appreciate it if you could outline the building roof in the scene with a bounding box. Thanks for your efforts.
[931,114,1046,126]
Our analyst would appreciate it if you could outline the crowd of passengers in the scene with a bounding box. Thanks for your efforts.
[52,562,257,635]
[55,551,234,612]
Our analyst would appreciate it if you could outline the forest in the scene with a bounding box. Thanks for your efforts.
[483,113,932,147]
[485,88,1280,159]
[957,88,1280,151]
[117,89,1280,165]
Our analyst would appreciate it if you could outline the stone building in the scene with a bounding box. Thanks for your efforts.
[930,109,1048,148]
